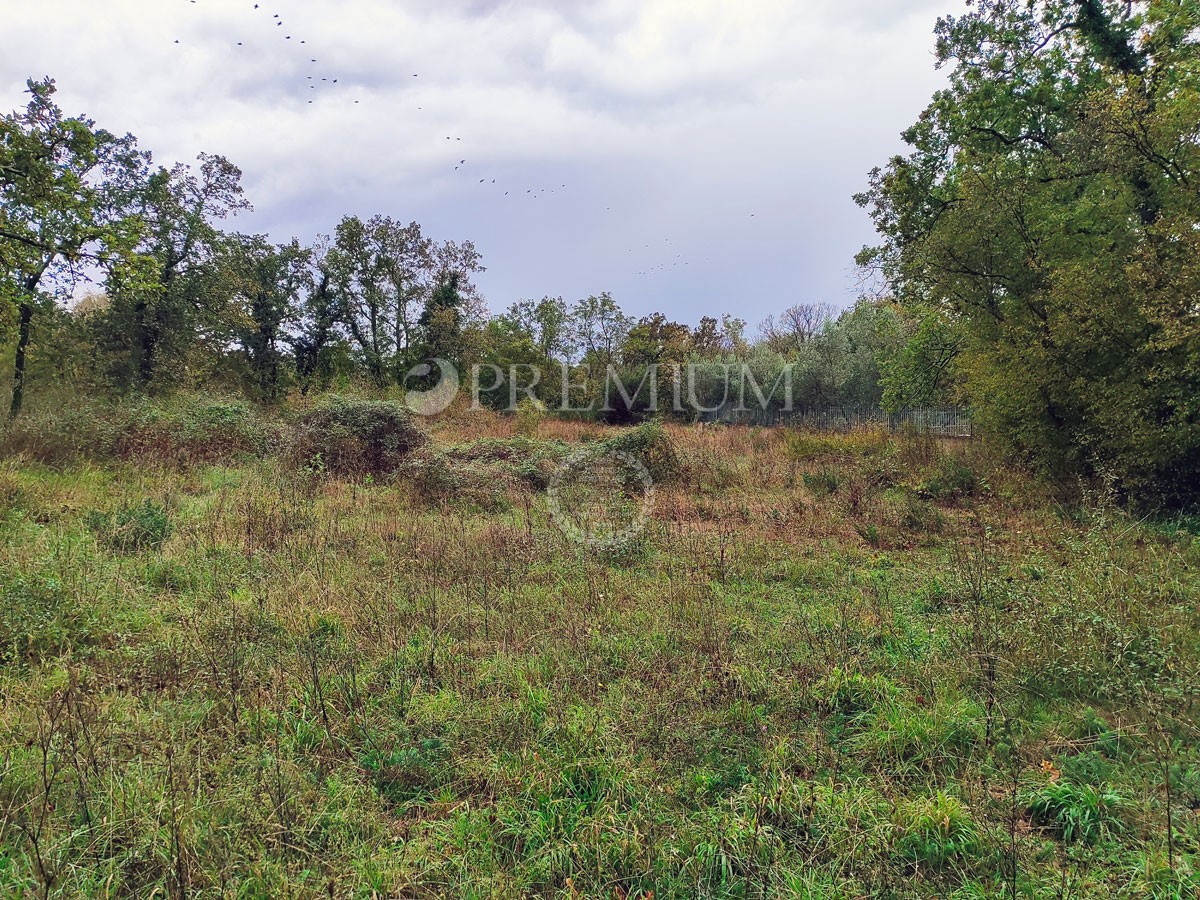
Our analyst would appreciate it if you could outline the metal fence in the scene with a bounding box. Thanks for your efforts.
[703,406,973,437]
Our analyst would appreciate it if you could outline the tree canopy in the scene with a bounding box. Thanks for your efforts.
[857,0,1200,506]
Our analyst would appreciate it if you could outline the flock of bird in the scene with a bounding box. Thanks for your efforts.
[172,1,758,281]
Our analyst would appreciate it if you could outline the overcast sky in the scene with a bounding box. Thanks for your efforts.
[4,0,964,329]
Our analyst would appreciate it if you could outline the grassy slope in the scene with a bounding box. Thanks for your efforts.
[0,408,1198,898]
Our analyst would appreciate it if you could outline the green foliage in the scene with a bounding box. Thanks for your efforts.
[599,420,682,482]
[0,570,98,665]
[0,78,151,416]
[359,738,449,806]
[895,792,979,867]
[0,397,274,465]
[1025,779,1126,845]
[85,498,171,551]
[816,668,898,721]
[803,468,841,496]
[513,397,545,436]
[288,396,427,476]
[919,456,979,501]
[858,0,1200,507]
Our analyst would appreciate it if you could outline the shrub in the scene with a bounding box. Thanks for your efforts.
[920,456,979,500]
[0,398,275,466]
[803,468,841,497]
[85,499,172,551]
[0,571,98,665]
[116,398,276,464]
[288,397,427,476]
[1025,780,1125,844]
[816,668,898,721]
[360,738,449,805]
[600,420,682,483]
[400,450,513,510]
[513,398,545,436]
[0,402,123,463]
[442,436,571,489]
[896,792,979,866]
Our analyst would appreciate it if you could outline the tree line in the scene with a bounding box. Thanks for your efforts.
[7,0,1200,512]
[1,78,910,420]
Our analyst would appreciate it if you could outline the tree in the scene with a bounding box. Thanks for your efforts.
[759,302,838,354]
[500,296,574,363]
[692,316,724,358]
[0,78,149,415]
[291,238,344,394]
[326,216,483,382]
[99,153,249,391]
[221,235,308,402]
[621,313,693,366]
[856,0,1200,505]
[418,272,465,362]
[571,293,632,370]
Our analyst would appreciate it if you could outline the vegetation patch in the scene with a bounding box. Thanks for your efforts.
[287,397,427,476]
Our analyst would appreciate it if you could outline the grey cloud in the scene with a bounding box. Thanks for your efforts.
[3,0,965,324]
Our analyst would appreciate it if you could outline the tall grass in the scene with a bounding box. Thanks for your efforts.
[0,401,1196,896]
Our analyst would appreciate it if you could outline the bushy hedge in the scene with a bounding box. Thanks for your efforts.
[287,397,427,476]
[0,397,276,465]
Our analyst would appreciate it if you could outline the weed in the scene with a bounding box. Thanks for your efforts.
[85,498,171,551]
[1024,779,1125,844]
[896,792,979,867]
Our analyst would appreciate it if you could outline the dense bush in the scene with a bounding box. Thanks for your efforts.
[0,397,276,466]
[599,420,682,483]
[114,399,276,463]
[288,397,427,476]
[85,499,172,551]
[0,570,98,665]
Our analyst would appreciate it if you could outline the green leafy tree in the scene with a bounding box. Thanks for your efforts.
[221,234,309,402]
[621,312,693,366]
[291,238,345,394]
[570,292,632,370]
[100,153,249,391]
[857,0,1200,505]
[500,296,574,364]
[326,216,483,382]
[0,78,149,415]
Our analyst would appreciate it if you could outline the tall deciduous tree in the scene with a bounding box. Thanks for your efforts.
[221,234,309,402]
[326,216,482,382]
[102,153,249,390]
[0,78,149,415]
[571,292,632,370]
[857,0,1200,505]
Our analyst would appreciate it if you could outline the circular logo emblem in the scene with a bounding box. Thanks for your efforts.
[403,358,460,416]
[547,449,655,550]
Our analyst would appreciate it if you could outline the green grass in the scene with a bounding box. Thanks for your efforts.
[0,411,1197,897]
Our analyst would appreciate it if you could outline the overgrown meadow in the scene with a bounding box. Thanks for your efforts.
[0,397,1198,898]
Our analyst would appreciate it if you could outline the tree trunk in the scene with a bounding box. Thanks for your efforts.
[9,300,33,418]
